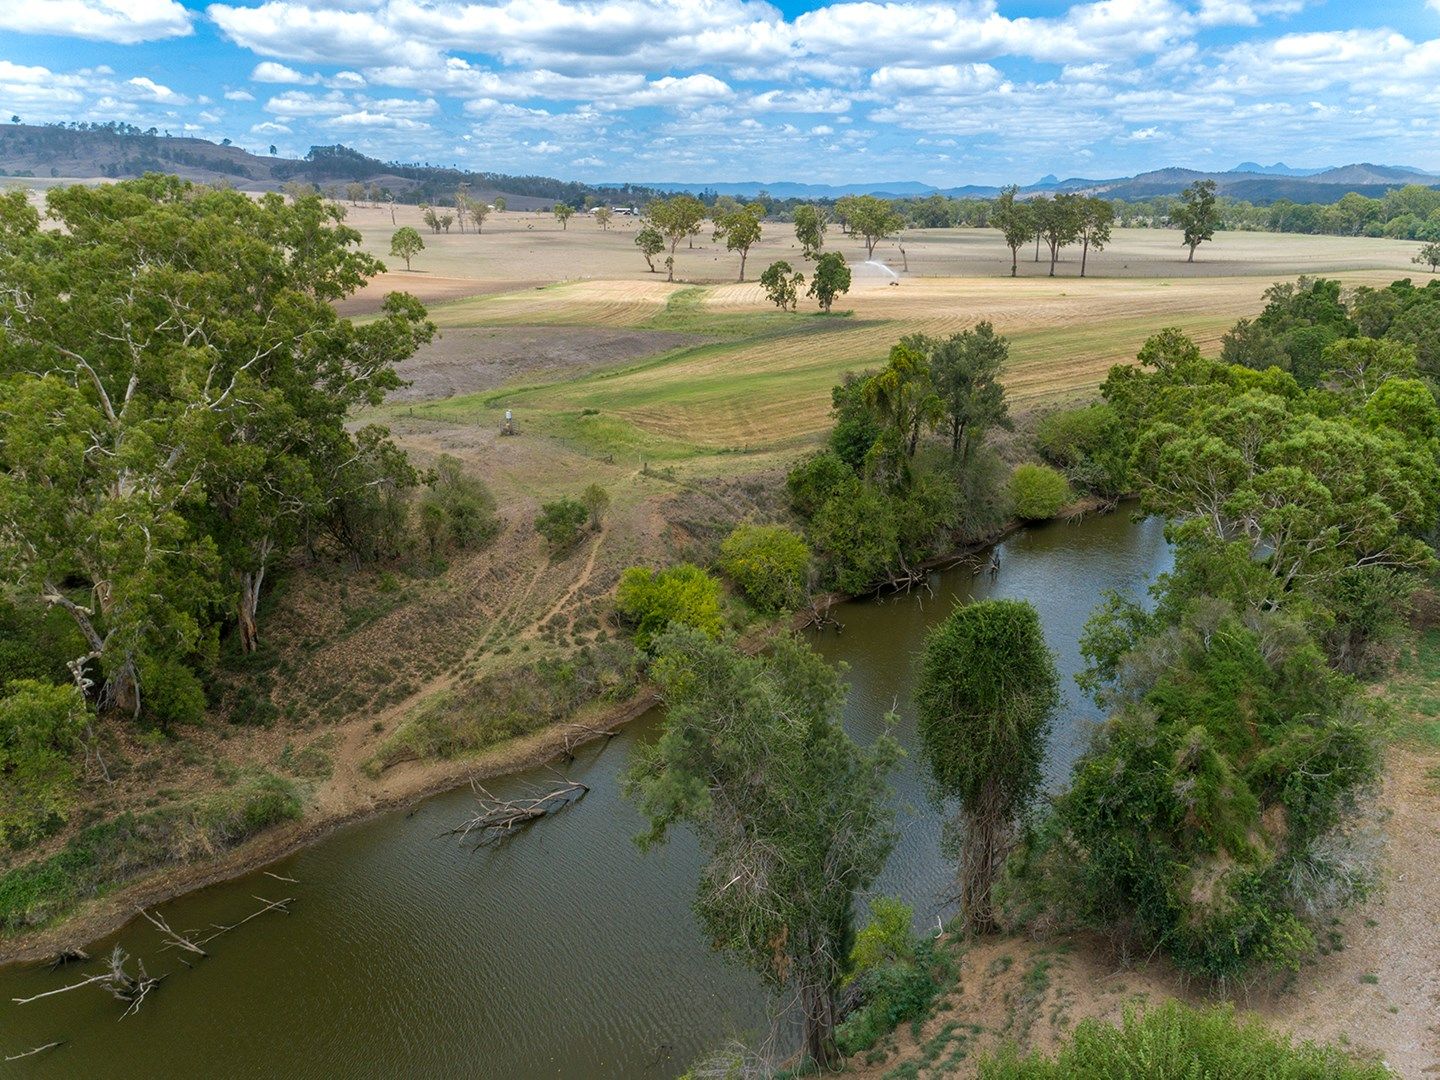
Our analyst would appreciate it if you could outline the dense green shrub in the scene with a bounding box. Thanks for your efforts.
[718,524,810,614]
[978,1001,1390,1079]
[809,487,901,594]
[580,483,610,528]
[949,448,1014,544]
[0,680,85,848]
[1008,599,1382,980]
[1034,404,1129,498]
[0,598,83,685]
[137,655,207,730]
[835,898,953,1057]
[828,372,881,470]
[785,450,857,517]
[534,497,590,551]
[1009,464,1071,520]
[419,454,500,553]
[615,564,726,649]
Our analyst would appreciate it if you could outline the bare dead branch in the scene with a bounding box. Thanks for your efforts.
[139,907,208,957]
[5,1041,65,1062]
[442,780,589,848]
[195,895,293,946]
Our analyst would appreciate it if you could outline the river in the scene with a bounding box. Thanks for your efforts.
[0,511,1170,1078]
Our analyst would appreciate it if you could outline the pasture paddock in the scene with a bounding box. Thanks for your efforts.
[357,213,1423,490]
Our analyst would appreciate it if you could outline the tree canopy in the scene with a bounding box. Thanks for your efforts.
[625,627,898,1069]
[1173,179,1220,261]
[836,195,904,259]
[0,176,432,718]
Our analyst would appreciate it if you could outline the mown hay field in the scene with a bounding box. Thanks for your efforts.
[370,221,1423,468]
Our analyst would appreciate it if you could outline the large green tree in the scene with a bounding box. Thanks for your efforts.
[1077,197,1114,277]
[645,194,706,281]
[793,203,828,260]
[922,322,1012,462]
[1173,179,1219,262]
[836,194,905,259]
[711,202,763,281]
[1036,194,1083,277]
[0,177,432,717]
[915,599,1059,933]
[992,185,1033,277]
[626,627,898,1069]
[808,251,852,312]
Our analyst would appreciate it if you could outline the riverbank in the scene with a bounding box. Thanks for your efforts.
[845,740,1440,1079]
[0,492,1054,969]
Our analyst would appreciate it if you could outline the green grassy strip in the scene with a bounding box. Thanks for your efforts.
[0,772,302,936]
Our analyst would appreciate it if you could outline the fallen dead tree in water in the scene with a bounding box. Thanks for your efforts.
[560,724,619,763]
[13,946,164,1017]
[139,893,293,961]
[5,1040,65,1062]
[442,778,589,848]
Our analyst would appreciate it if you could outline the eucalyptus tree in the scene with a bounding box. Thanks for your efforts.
[924,322,1012,463]
[645,194,706,281]
[0,178,432,717]
[1173,179,1219,262]
[389,226,424,270]
[634,224,664,272]
[993,185,1032,277]
[1078,196,1114,277]
[712,202,763,281]
[835,194,904,258]
[1038,193,1084,276]
[807,251,851,312]
[626,627,898,1070]
[916,599,1059,933]
[793,203,828,260]
[453,187,469,232]
[553,203,575,230]
[759,260,804,310]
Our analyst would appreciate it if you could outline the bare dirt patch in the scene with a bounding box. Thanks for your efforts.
[388,324,713,403]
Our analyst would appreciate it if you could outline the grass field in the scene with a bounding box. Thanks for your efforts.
[359,216,1426,472]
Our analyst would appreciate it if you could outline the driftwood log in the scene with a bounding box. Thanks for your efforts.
[13,946,164,1018]
[442,779,589,848]
[5,1041,65,1062]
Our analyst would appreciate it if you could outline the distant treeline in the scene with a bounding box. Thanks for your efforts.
[749,186,1440,242]
[4,122,1438,240]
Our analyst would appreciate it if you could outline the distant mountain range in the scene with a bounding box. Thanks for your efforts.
[1,123,1436,207]
[627,163,1440,204]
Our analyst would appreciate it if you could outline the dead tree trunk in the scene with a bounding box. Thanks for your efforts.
[443,780,589,848]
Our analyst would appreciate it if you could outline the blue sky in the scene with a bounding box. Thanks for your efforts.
[3,0,1440,185]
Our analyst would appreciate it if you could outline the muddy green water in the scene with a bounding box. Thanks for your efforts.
[0,512,1170,1078]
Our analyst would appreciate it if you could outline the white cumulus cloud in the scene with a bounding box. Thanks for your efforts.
[0,0,191,43]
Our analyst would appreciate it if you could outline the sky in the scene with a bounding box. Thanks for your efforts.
[2,0,1440,186]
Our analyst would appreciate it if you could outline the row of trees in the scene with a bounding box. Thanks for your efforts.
[1004,324,1437,979]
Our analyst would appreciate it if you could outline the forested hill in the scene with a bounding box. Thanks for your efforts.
[0,123,660,207]
[3,121,1436,208]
